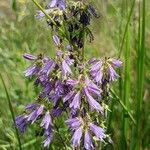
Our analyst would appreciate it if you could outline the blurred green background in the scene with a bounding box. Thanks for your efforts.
[0,0,149,149]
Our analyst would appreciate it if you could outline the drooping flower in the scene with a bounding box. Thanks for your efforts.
[90,58,122,83]
[53,35,61,46]
[24,65,40,77]
[84,130,94,150]
[66,117,107,149]
[90,123,106,141]
[110,58,122,67]
[65,117,82,131]
[40,58,55,76]
[41,111,52,130]
[62,60,72,76]
[66,76,103,113]
[69,91,81,109]
[84,88,103,114]
[36,9,51,19]
[63,91,75,103]
[80,11,90,26]
[72,127,83,148]
[15,115,27,133]
[108,65,120,81]
[43,127,53,147]
[27,105,44,124]
[23,53,37,60]
[25,103,38,110]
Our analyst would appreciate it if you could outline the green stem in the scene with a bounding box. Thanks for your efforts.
[31,0,64,34]
[133,0,146,149]
[110,90,136,125]
[0,74,22,150]
[118,0,136,58]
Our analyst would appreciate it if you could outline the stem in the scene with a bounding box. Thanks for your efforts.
[81,27,86,61]
[0,74,22,150]
[132,0,146,149]
[31,0,64,34]
[110,90,136,125]
[118,0,136,58]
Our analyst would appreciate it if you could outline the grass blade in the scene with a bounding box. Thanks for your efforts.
[0,74,22,150]
[110,90,136,125]
[131,0,146,149]
[118,0,136,58]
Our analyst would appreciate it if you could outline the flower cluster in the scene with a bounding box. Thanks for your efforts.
[16,0,122,149]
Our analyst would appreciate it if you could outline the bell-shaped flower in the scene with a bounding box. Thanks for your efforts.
[90,123,106,141]
[84,130,94,150]
[27,105,44,124]
[15,115,28,133]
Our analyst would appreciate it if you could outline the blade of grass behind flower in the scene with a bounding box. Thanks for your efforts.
[131,0,146,149]
[0,74,22,150]
[121,21,131,150]
[118,0,136,58]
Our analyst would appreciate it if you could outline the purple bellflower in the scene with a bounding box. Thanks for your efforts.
[90,58,122,83]
[15,115,27,133]
[16,0,121,148]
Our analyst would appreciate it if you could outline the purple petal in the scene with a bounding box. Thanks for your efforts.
[46,0,66,10]
[40,59,55,76]
[63,91,75,102]
[43,82,53,95]
[53,35,60,46]
[24,65,40,77]
[62,60,72,76]
[47,0,57,8]
[25,103,37,110]
[43,136,52,148]
[15,115,27,133]
[72,127,83,148]
[51,108,63,117]
[70,92,81,109]
[84,88,103,113]
[23,53,37,60]
[90,61,102,72]
[65,118,81,131]
[84,130,94,150]
[108,65,119,81]
[27,105,44,123]
[66,79,78,86]
[110,59,122,67]
[88,82,101,95]
[43,128,53,148]
[90,123,106,141]
[65,56,74,65]
[41,111,52,129]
